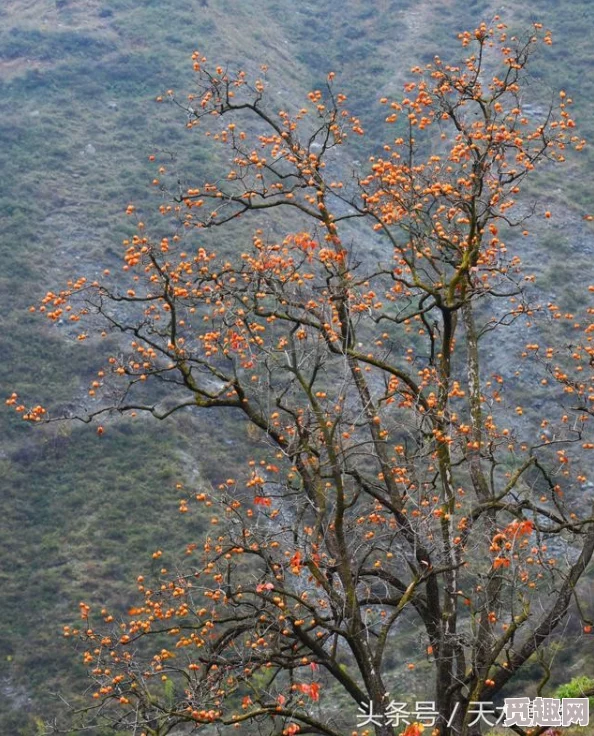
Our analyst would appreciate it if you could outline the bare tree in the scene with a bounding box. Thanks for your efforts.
[12,20,594,736]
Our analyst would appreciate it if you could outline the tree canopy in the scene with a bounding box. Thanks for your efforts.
[10,18,594,736]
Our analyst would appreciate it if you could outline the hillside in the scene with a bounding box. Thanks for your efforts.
[2,0,594,733]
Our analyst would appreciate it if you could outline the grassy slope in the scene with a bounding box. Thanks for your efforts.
[1,0,594,733]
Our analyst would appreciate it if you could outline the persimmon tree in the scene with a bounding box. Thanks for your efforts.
[11,19,594,736]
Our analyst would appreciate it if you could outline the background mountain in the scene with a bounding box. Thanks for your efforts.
[2,0,594,733]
